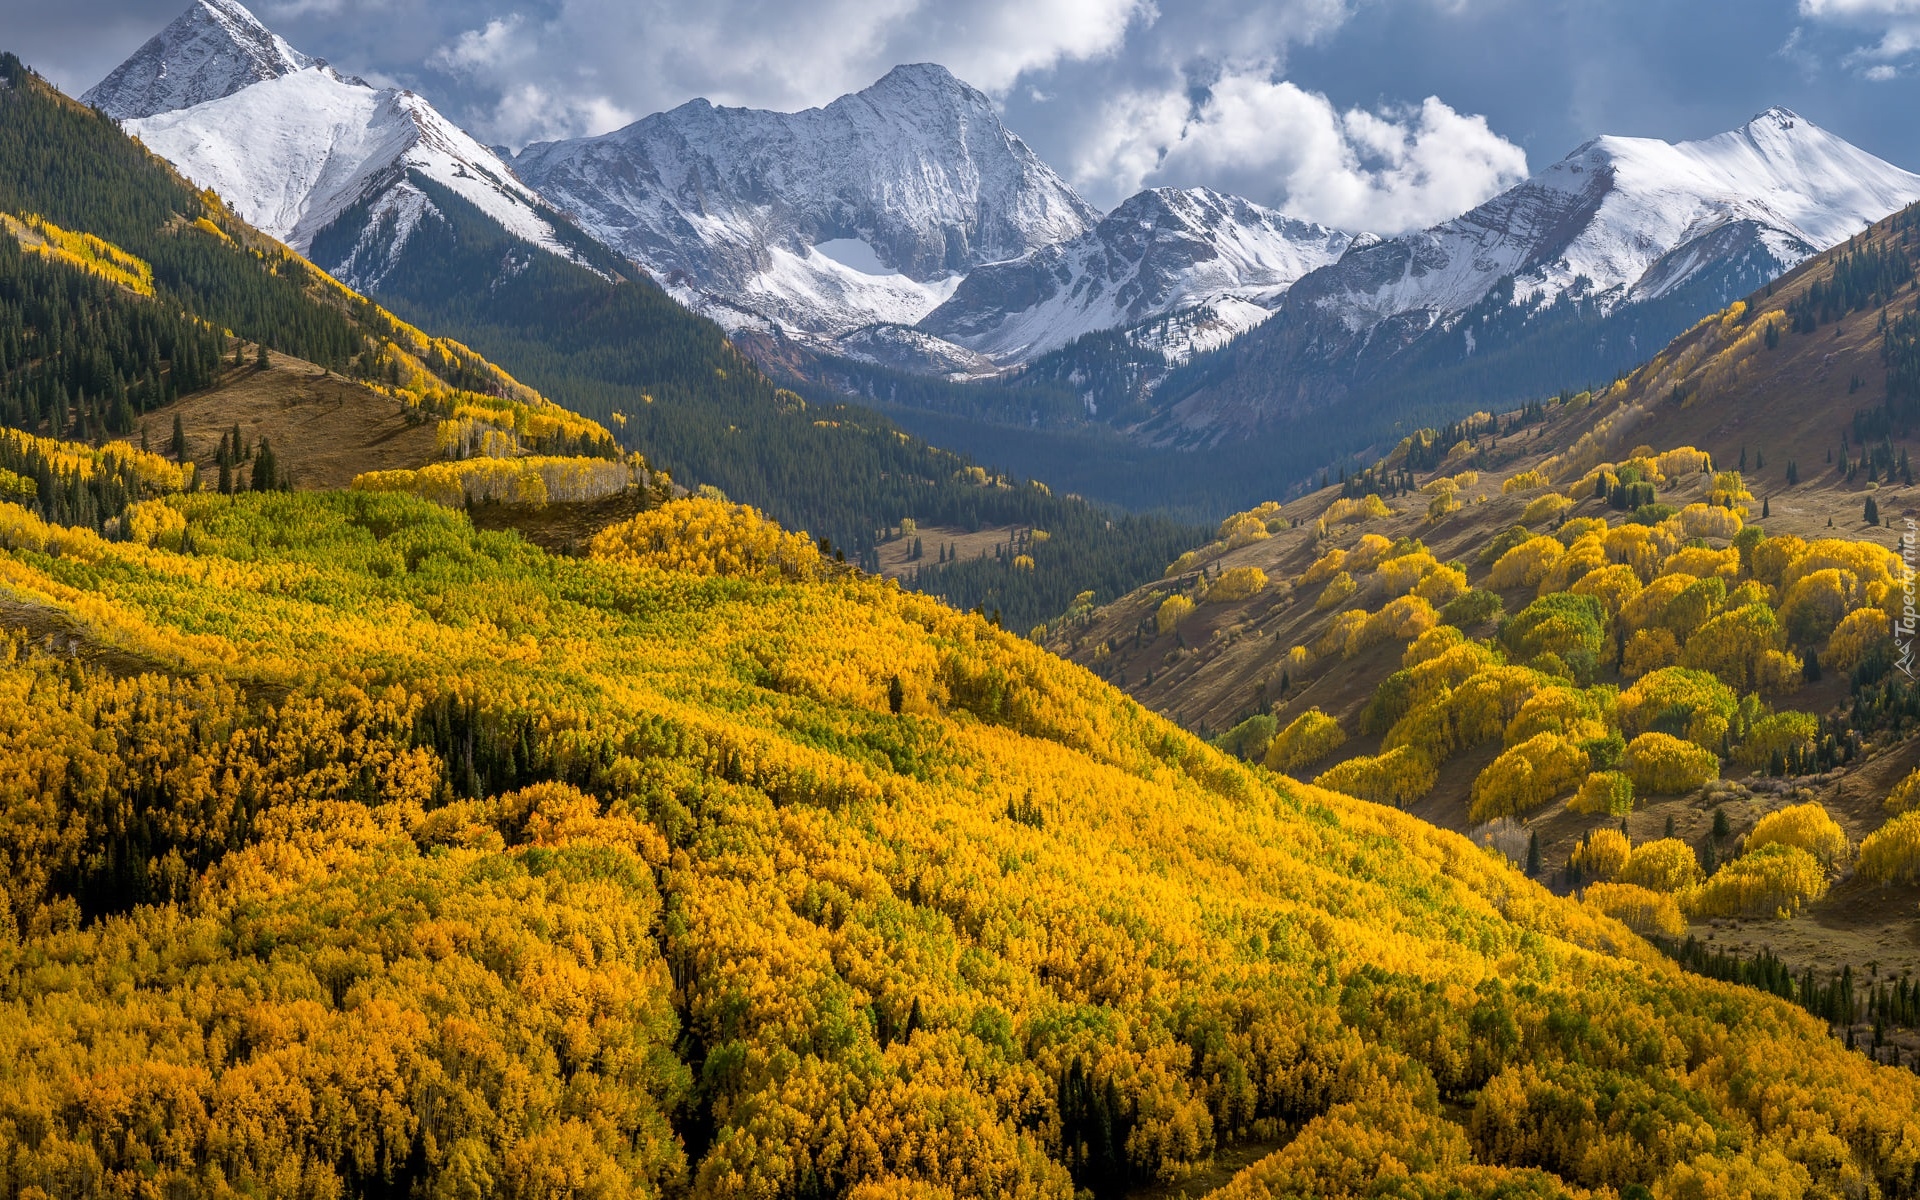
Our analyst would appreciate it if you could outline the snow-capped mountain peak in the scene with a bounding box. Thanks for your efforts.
[1153,107,1920,444]
[91,4,590,289]
[859,62,981,112]
[918,186,1356,363]
[513,64,1099,335]
[83,0,311,120]
[1287,106,1920,334]
[1520,107,1920,309]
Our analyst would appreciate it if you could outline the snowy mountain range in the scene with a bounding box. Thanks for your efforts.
[86,0,587,288]
[917,187,1354,363]
[1143,107,1920,443]
[1307,106,1920,333]
[512,64,1097,337]
[81,2,1920,457]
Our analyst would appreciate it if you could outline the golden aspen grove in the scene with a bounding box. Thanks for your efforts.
[6,481,1920,1198]
[1037,199,1920,1165]
[1079,426,1920,934]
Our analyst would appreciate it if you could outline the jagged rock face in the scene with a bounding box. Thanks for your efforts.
[829,324,1000,378]
[514,64,1098,334]
[83,0,311,120]
[918,187,1354,362]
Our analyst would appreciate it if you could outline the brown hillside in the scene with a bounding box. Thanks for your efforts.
[875,523,1024,580]
[134,345,441,490]
[1595,203,1920,466]
[115,343,660,553]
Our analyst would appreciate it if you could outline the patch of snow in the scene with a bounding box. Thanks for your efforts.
[814,237,889,275]
[1125,297,1278,366]
[739,245,962,333]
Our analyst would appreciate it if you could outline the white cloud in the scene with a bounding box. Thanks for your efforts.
[260,0,349,18]
[1075,72,1529,233]
[430,0,1152,137]
[487,82,635,145]
[429,14,527,74]
[1800,0,1920,14]
[1800,0,1920,73]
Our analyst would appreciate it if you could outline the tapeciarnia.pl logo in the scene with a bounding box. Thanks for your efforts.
[1901,517,1917,679]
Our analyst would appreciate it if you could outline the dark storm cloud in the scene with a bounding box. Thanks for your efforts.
[3,0,1917,228]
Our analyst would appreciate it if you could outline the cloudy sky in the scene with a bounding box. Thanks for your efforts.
[8,0,1920,233]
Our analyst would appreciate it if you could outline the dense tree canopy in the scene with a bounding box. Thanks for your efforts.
[1,487,1918,1197]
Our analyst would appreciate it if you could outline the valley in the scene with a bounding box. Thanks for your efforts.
[6,2,1920,1197]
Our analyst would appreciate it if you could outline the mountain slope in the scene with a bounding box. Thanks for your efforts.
[514,63,1098,335]
[1154,108,1920,445]
[919,186,1353,363]
[1,50,559,410]
[0,51,631,533]
[1049,198,1920,993]
[6,486,1920,1198]
[1563,203,1920,465]
[125,68,582,281]
[333,172,1200,624]
[82,8,1198,626]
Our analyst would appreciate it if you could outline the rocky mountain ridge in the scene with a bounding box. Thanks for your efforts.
[514,63,1097,335]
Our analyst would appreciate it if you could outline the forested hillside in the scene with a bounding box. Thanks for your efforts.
[1052,199,1920,1030]
[5,484,1920,1197]
[0,53,624,489]
[0,51,1190,628]
[11,35,1920,1200]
